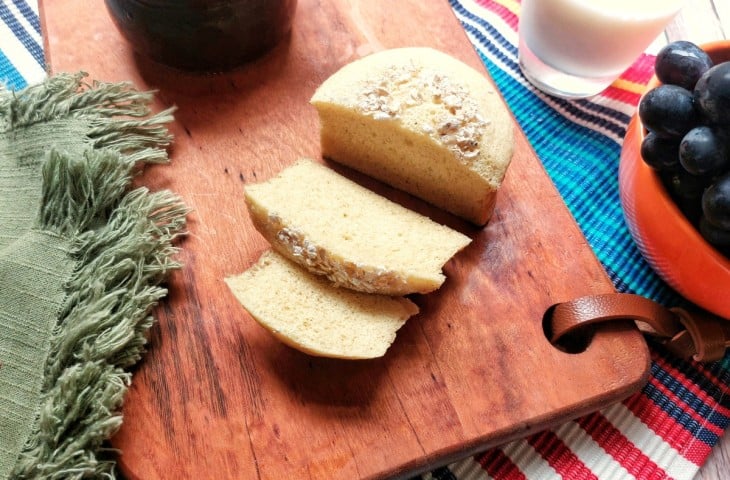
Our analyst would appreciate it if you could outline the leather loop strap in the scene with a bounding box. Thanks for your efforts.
[548,293,730,362]
[670,307,729,362]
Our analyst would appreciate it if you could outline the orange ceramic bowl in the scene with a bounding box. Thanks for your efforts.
[619,41,730,320]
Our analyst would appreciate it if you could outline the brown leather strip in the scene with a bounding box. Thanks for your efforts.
[549,293,682,340]
[670,307,730,362]
[548,293,730,362]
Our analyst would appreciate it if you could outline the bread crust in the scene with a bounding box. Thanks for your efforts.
[311,47,514,225]
[225,251,419,359]
[243,159,471,295]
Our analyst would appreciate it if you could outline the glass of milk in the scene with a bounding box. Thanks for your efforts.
[518,0,685,98]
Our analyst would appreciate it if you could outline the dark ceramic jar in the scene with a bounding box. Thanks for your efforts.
[104,0,297,71]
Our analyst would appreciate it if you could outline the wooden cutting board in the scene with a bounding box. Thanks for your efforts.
[41,1,651,478]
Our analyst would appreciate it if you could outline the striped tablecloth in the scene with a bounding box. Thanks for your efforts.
[2,1,728,479]
[0,0,44,89]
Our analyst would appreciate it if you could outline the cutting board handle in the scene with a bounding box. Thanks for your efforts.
[547,293,730,362]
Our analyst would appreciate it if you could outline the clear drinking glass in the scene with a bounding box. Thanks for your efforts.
[518,0,685,98]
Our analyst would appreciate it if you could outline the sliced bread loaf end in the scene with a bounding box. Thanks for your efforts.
[225,251,418,359]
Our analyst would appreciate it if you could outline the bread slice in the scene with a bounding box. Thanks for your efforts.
[310,47,514,225]
[244,159,471,295]
[225,251,418,359]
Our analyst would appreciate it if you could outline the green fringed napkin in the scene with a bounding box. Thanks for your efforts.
[0,73,188,480]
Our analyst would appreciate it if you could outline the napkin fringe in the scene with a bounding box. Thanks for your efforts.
[5,80,188,479]
[0,72,175,165]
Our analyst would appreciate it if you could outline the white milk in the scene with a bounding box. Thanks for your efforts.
[519,0,684,96]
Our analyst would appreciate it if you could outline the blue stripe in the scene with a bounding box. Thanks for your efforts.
[651,361,730,429]
[11,0,41,35]
[603,263,676,302]
[0,1,44,69]
[606,265,633,293]
[642,379,719,446]
[0,48,26,89]
[450,0,519,57]
[655,344,730,406]
[576,97,632,126]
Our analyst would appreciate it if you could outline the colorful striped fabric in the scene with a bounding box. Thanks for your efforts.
[2,1,728,479]
[415,1,729,479]
[0,0,44,89]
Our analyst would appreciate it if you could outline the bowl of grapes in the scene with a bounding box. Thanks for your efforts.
[619,40,730,320]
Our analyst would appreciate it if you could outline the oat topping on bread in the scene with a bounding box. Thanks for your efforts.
[243,159,471,295]
[355,62,489,161]
[311,47,514,225]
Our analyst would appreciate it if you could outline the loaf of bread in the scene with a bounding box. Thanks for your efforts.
[244,159,471,295]
[225,251,418,359]
[310,47,514,225]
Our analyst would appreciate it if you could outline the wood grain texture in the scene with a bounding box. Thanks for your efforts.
[41,1,651,478]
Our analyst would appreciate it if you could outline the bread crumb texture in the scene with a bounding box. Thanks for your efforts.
[225,251,419,359]
[311,47,514,225]
[244,159,471,295]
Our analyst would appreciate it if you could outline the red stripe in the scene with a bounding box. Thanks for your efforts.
[694,361,730,388]
[660,349,730,395]
[599,54,657,105]
[475,449,527,480]
[474,0,519,30]
[623,392,709,465]
[652,354,730,419]
[647,375,725,437]
[577,412,667,479]
[527,429,597,480]
[620,54,657,84]
[599,86,643,106]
